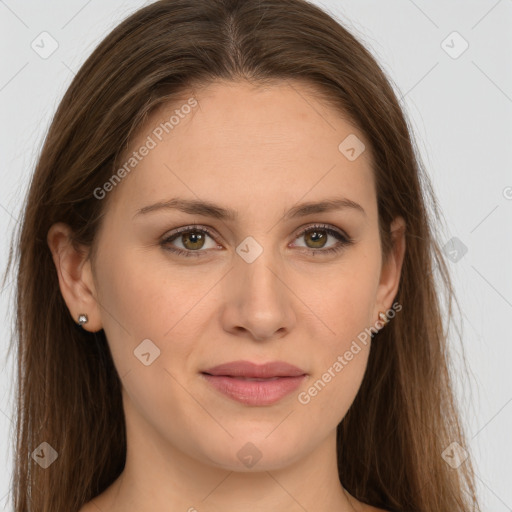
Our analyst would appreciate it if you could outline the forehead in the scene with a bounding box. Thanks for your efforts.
[109,79,376,222]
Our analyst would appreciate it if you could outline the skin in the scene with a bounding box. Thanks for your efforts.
[48,79,405,512]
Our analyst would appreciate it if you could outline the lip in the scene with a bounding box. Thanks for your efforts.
[201,360,308,406]
[203,360,306,378]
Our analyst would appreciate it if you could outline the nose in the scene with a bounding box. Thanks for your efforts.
[219,251,297,342]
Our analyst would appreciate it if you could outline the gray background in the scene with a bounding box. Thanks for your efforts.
[1,1,511,510]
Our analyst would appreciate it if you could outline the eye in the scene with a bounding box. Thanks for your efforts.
[160,223,354,258]
[290,223,354,256]
[160,225,220,257]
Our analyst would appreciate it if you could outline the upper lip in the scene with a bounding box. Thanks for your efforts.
[202,360,307,378]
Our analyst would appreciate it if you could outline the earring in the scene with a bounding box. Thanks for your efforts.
[77,313,89,328]
[378,311,389,326]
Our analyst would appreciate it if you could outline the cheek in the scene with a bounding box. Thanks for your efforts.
[299,293,373,426]
[94,247,212,371]
[298,253,378,415]
[302,348,370,429]
[311,258,379,351]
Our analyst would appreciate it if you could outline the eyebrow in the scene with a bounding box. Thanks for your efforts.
[133,196,366,220]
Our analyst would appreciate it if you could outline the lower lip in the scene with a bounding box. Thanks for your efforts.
[201,373,307,406]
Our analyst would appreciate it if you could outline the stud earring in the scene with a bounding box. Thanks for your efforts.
[378,311,389,326]
[77,313,89,328]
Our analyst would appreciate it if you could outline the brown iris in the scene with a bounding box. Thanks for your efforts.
[303,228,328,249]
[181,231,206,250]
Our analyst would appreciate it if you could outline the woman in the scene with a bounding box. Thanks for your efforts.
[4,0,480,510]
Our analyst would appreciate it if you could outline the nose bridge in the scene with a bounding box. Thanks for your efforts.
[234,235,285,305]
[224,235,295,339]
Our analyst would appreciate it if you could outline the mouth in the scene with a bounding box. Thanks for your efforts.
[200,373,307,406]
[202,374,283,381]
[200,360,307,406]
[201,359,307,378]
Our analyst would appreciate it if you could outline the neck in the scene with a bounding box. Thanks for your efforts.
[93,397,360,512]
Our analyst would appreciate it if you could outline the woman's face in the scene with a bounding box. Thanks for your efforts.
[73,80,404,471]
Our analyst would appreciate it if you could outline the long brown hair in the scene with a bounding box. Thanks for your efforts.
[3,0,480,510]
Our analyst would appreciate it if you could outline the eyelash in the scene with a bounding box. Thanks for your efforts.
[160,223,354,258]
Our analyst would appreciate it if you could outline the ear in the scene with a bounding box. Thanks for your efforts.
[373,216,406,321]
[47,222,103,332]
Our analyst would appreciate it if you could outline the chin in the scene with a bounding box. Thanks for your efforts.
[197,432,309,472]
